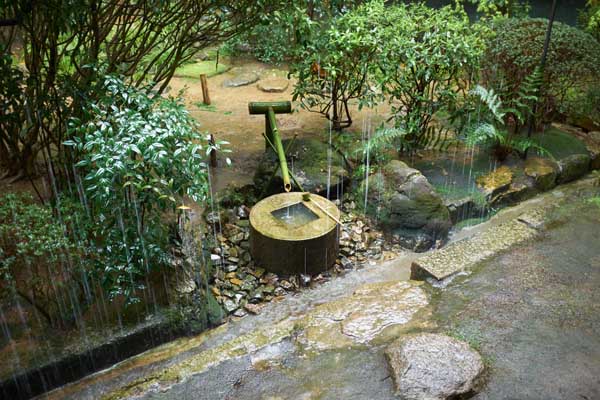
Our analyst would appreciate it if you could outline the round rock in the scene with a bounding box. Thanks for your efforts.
[257,77,289,93]
[385,333,484,400]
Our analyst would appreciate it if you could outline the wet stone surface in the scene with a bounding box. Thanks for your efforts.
[411,218,538,281]
[434,188,600,400]
[385,333,484,400]
[297,280,430,352]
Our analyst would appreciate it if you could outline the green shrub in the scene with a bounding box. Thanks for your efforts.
[376,2,486,150]
[468,0,530,18]
[65,75,223,304]
[561,84,600,130]
[579,0,600,41]
[0,194,90,328]
[483,18,600,123]
[291,1,383,131]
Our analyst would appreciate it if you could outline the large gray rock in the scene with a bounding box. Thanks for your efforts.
[360,160,451,251]
[385,333,484,400]
[557,154,590,184]
[254,138,349,197]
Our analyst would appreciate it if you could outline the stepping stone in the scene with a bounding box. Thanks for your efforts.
[257,77,289,93]
[223,72,259,88]
[411,218,538,281]
[385,333,484,400]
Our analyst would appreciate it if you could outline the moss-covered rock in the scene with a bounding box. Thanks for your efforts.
[360,160,451,251]
[557,154,591,184]
[254,138,349,197]
[476,165,513,195]
[524,157,559,191]
[586,131,600,170]
[489,175,538,208]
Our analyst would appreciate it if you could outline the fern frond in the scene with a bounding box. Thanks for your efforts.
[464,122,502,147]
[361,127,409,155]
[471,85,505,122]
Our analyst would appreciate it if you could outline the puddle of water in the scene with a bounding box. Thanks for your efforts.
[271,202,319,228]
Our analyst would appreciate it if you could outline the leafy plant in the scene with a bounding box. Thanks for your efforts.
[291,1,383,131]
[579,0,600,41]
[588,196,600,208]
[0,0,284,182]
[0,47,45,183]
[0,193,90,328]
[375,2,486,150]
[465,77,550,161]
[561,84,600,130]
[483,18,600,124]
[467,0,530,18]
[65,75,223,304]
[359,126,410,168]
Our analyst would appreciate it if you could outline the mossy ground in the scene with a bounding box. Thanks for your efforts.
[174,60,230,79]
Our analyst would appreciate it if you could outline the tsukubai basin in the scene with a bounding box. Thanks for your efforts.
[249,192,340,275]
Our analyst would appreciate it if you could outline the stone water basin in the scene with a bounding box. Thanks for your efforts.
[250,192,340,275]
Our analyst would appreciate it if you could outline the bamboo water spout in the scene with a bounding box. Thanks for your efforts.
[248,101,294,192]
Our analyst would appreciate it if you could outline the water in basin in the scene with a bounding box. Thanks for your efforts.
[271,202,319,229]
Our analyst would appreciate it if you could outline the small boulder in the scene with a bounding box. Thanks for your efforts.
[257,77,289,93]
[360,160,451,251]
[385,333,484,400]
[223,72,259,88]
[586,131,600,170]
[489,174,538,207]
[557,154,590,184]
[445,197,483,224]
[476,165,513,196]
[254,138,349,197]
[524,157,558,191]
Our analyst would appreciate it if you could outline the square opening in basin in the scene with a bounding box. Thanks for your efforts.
[271,202,320,228]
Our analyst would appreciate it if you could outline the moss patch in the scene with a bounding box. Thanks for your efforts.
[476,166,513,191]
[174,61,230,79]
[531,128,589,160]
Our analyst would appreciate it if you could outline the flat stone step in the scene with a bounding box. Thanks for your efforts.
[411,218,538,281]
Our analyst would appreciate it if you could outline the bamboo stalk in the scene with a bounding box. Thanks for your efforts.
[267,107,291,192]
[302,193,341,225]
[248,101,292,115]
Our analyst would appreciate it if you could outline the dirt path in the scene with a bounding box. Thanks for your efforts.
[168,59,390,192]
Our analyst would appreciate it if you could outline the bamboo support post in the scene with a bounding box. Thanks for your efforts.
[200,74,211,105]
[248,101,292,149]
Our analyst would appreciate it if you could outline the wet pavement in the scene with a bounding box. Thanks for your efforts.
[435,185,600,400]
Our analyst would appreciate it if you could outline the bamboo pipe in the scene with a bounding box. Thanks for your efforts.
[248,101,292,115]
[267,107,291,192]
[302,193,341,225]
